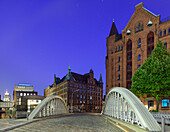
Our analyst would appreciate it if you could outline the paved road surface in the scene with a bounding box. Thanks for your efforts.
[9,113,124,132]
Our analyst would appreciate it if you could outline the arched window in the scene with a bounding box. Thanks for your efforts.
[159,31,162,37]
[121,45,123,50]
[168,28,170,34]
[118,65,120,71]
[115,47,117,52]
[118,57,120,62]
[138,38,141,47]
[138,65,141,69]
[164,42,167,48]
[164,29,166,35]
[141,24,143,30]
[117,74,120,80]
[118,83,120,87]
[138,54,141,60]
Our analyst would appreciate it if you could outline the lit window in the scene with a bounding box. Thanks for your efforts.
[80,85,82,89]
[30,93,32,95]
[164,43,167,48]
[164,29,166,35]
[138,65,141,69]
[138,54,141,60]
[27,93,29,96]
[24,93,26,96]
[20,93,23,96]
[17,93,19,96]
[161,99,169,107]
[159,31,162,37]
[117,74,120,80]
[34,93,36,95]
[138,38,141,47]
[118,57,120,62]
[80,95,82,99]
[118,65,120,71]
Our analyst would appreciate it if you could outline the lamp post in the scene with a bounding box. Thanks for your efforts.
[71,89,78,113]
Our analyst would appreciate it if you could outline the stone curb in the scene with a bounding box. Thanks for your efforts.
[0,113,71,132]
[101,114,148,132]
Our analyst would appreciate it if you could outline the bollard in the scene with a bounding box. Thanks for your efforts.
[162,118,165,132]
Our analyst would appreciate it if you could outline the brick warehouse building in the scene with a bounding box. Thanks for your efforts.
[106,3,169,111]
[44,66,103,112]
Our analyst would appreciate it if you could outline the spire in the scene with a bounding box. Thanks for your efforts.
[99,74,103,83]
[65,65,72,80]
[109,19,119,37]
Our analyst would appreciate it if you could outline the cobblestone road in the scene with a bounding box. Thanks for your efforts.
[9,113,124,132]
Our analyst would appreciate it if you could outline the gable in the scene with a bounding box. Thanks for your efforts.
[122,2,159,34]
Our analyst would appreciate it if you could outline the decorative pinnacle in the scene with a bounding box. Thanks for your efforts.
[113,19,114,22]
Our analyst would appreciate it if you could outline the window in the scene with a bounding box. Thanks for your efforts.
[118,65,120,71]
[136,27,138,32]
[127,54,129,59]
[20,93,23,96]
[77,85,79,88]
[80,85,82,89]
[84,86,86,89]
[118,83,120,87]
[27,93,29,96]
[169,28,170,34]
[138,54,141,60]
[164,29,166,35]
[161,99,169,107]
[80,95,82,99]
[77,95,79,98]
[138,23,140,30]
[152,47,154,50]
[83,96,85,99]
[141,24,143,30]
[115,47,117,52]
[81,90,82,94]
[72,89,74,92]
[118,46,120,50]
[138,38,141,47]
[77,90,79,93]
[159,31,162,37]
[121,45,123,50]
[117,74,120,80]
[138,65,141,69]
[70,84,73,87]
[148,100,154,107]
[24,93,26,96]
[148,48,151,53]
[164,43,167,48]
[17,93,19,96]
[118,57,120,62]
[84,91,85,94]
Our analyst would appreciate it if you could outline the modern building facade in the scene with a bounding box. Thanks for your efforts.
[44,66,103,112]
[13,84,37,107]
[3,91,11,102]
[106,3,169,111]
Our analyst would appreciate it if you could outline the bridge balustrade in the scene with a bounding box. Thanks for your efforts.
[102,87,161,132]
[28,95,68,120]
[151,112,170,125]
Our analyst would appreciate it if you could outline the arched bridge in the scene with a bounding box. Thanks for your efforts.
[102,87,161,132]
[28,95,68,120]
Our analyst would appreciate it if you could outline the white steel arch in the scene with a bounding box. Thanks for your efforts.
[102,87,161,131]
[28,95,68,120]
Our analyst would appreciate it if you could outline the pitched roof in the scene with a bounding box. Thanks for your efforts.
[109,21,119,37]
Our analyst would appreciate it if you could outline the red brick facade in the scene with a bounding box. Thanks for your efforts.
[106,3,170,111]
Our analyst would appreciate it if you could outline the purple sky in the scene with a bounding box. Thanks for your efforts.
[0,0,169,101]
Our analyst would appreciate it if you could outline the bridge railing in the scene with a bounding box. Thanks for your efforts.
[102,87,161,132]
[28,95,68,120]
[150,112,170,125]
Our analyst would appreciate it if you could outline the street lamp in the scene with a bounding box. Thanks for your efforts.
[71,89,79,113]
